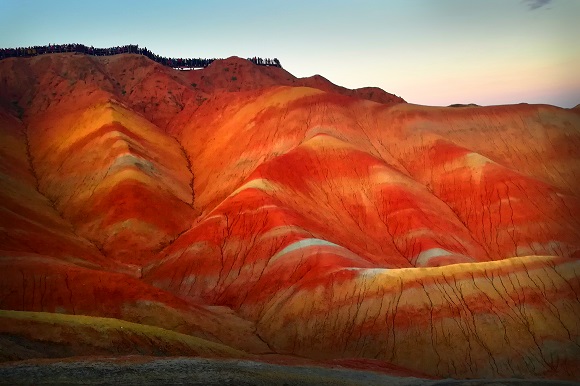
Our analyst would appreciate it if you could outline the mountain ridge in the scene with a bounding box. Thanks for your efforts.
[0,52,579,381]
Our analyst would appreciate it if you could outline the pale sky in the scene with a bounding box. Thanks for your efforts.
[1,0,579,107]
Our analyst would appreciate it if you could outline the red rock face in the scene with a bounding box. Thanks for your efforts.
[0,53,579,381]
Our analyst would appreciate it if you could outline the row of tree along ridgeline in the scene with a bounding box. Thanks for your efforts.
[0,44,282,69]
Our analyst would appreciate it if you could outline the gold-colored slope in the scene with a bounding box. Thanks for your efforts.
[0,109,116,270]
[26,100,196,264]
[0,310,247,362]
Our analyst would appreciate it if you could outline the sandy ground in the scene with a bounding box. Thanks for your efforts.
[0,357,577,385]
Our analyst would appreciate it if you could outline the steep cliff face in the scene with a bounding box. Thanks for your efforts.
[0,53,578,381]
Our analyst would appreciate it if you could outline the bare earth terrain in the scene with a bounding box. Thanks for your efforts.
[0,52,579,383]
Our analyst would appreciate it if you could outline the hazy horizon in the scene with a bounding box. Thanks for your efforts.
[1,0,578,108]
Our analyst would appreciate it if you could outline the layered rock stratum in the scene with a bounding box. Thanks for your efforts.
[0,52,579,383]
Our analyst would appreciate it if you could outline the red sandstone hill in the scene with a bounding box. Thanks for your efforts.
[0,53,579,382]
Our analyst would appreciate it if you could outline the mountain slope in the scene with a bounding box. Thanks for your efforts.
[0,52,579,381]
[0,310,247,361]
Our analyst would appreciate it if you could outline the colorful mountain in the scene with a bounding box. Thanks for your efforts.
[0,52,579,382]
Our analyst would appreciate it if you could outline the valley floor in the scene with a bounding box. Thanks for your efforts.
[0,357,578,386]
